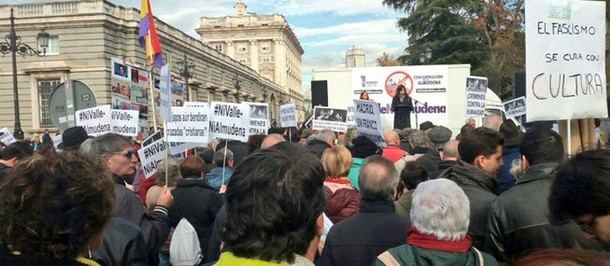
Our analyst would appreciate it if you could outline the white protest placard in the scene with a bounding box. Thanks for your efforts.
[464,76,488,117]
[165,106,210,143]
[353,99,384,145]
[244,102,269,135]
[526,0,607,121]
[159,64,172,122]
[209,102,251,142]
[346,106,356,127]
[75,105,112,136]
[280,103,297,128]
[503,97,527,119]
[313,106,348,133]
[52,134,62,149]
[0,128,16,145]
[184,101,209,109]
[111,110,140,137]
[168,142,199,157]
[137,131,167,178]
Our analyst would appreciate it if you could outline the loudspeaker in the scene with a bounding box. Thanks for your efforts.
[311,80,328,107]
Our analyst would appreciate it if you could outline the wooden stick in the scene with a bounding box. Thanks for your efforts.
[289,128,292,142]
[164,121,169,186]
[149,66,158,130]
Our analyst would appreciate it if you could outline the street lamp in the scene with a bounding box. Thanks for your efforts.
[0,8,49,138]
[176,53,194,101]
[233,73,241,103]
[419,47,432,65]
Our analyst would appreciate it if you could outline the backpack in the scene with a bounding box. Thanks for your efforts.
[170,218,203,266]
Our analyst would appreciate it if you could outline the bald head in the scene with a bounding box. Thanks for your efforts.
[384,130,400,146]
[261,134,285,149]
[359,155,399,201]
[441,140,459,161]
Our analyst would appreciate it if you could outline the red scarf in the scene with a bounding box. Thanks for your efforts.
[406,227,472,252]
[324,177,351,184]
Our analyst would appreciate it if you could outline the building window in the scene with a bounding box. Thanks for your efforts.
[262,23,268,26]
[214,25,221,28]
[39,35,59,55]
[215,44,223,52]
[38,79,60,128]
[237,24,244,27]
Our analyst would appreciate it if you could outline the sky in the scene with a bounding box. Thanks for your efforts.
[7,0,408,92]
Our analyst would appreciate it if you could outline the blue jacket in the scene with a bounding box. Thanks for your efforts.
[495,147,520,194]
[205,167,233,191]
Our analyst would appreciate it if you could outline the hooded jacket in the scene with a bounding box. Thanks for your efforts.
[324,178,360,224]
[374,244,498,266]
[438,160,497,250]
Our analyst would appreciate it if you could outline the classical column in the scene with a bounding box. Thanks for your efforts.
[249,40,259,72]
[273,39,284,86]
[226,41,234,58]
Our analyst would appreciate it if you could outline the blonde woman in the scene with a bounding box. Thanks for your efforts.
[322,145,360,223]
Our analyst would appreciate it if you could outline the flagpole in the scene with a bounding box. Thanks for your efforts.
[149,66,158,130]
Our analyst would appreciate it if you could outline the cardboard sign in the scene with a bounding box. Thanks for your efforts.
[465,76,488,117]
[168,142,199,157]
[165,106,210,143]
[52,134,62,149]
[353,99,384,145]
[159,64,173,122]
[111,110,140,137]
[137,131,167,178]
[184,101,209,109]
[280,103,297,128]
[526,0,607,121]
[75,105,112,136]
[313,106,348,133]
[504,97,527,119]
[209,102,251,142]
[0,128,16,145]
[244,102,269,135]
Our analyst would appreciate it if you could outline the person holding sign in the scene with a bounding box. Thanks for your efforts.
[391,85,414,130]
[360,91,370,100]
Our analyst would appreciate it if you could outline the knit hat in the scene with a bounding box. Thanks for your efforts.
[350,136,379,158]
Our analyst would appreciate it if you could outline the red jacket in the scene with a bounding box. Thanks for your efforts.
[324,178,360,224]
[382,145,406,163]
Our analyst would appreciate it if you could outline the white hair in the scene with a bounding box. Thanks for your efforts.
[483,114,502,131]
[410,179,470,241]
[315,129,336,146]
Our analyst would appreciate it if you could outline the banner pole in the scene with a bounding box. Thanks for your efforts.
[164,121,169,186]
[567,119,572,157]
[221,139,228,187]
[149,66,158,130]
[289,128,292,142]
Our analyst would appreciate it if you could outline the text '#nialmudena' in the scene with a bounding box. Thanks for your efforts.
[209,121,246,137]
[84,124,111,134]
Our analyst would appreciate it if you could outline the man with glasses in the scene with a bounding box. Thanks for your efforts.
[487,129,607,262]
[550,149,610,244]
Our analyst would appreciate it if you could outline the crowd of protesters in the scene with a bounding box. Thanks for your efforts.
[1,115,610,266]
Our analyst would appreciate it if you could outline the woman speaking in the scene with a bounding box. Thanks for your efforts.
[391,84,414,130]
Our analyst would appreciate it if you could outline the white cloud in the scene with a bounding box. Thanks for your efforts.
[269,0,395,16]
[293,19,399,38]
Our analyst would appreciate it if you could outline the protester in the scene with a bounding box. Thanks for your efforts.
[41,128,52,146]
[549,149,610,244]
[465,117,476,128]
[395,161,429,219]
[347,135,379,190]
[80,133,172,263]
[215,143,324,265]
[0,141,33,174]
[417,126,452,178]
[170,155,223,256]
[382,130,406,163]
[195,147,215,174]
[298,128,315,146]
[146,159,181,211]
[487,128,606,262]
[246,134,266,154]
[439,127,503,249]
[322,145,360,223]
[394,130,432,173]
[433,139,459,178]
[306,130,335,159]
[260,133,285,149]
[216,140,247,166]
[495,120,523,194]
[483,113,502,131]
[29,134,41,150]
[0,153,114,266]
[206,149,234,191]
[360,91,370,100]
[511,249,610,266]
[399,128,417,153]
[375,179,498,266]
[343,127,359,147]
[58,126,91,151]
[419,121,434,132]
[391,84,413,130]
[318,156,408,266]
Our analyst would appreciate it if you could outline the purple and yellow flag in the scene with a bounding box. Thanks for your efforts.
[138,0,164,68]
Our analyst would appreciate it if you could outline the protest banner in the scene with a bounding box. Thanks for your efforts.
[0,128,16,145]
[184,101,209,109]
[209,102,251,142]
[75,105,112,136]
[464,76,488,117]
[159,64,172,122]
[165,106,210,143]
[280,103,297,128]
[346,106,356,127]
[313,106,348,133]
[353,99,384,145]
[52,134,62,149]
[244,102,269,135]
[137,131,167,178]
[168,142,199,157]
[526,0,607,121]
[111,110,140,137]
[504,97,527,119]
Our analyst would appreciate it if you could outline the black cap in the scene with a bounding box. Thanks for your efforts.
[58,126,91,150]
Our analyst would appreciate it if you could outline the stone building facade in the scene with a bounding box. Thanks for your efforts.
[197,1,303,102]
[346,47,366,68]
[0,0,303,134]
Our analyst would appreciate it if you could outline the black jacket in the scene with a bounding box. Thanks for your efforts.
[111,177,170,263]
[204,205,226,264]
[439,160,497,250]
[306,139,331,159]
[416,151,441,178]
[486,163,609,261]
[169,178,223,253]
[317,199,409,266]
[93,217,151,265]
